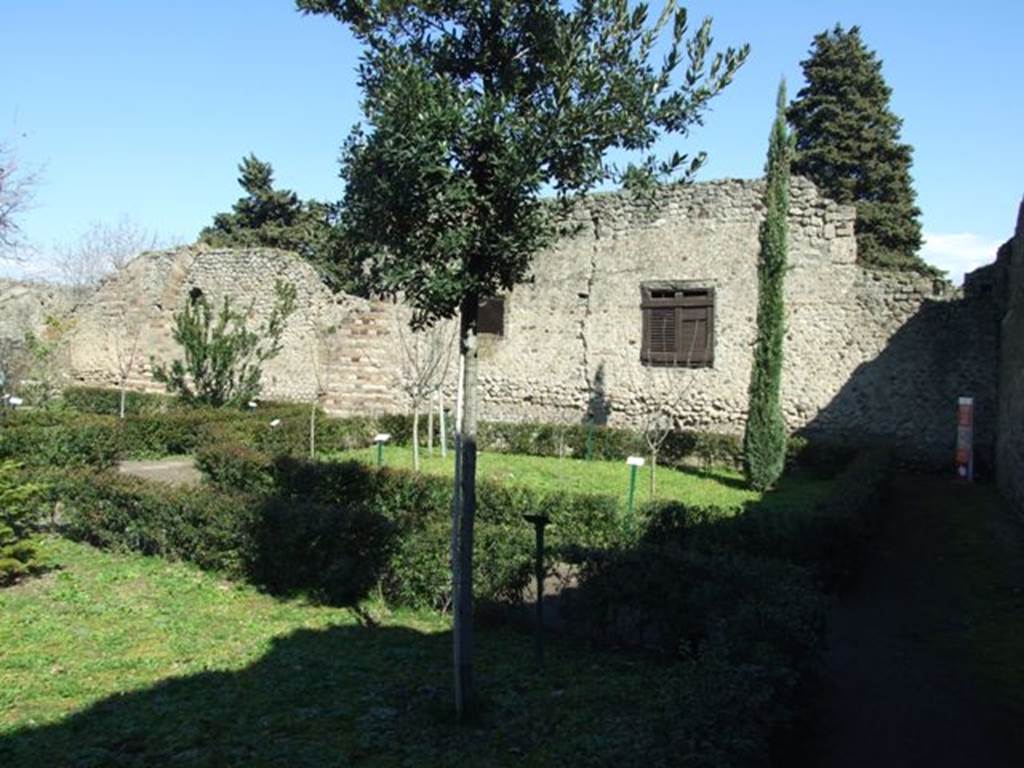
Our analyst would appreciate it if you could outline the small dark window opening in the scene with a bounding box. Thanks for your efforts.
[478,296,505,336]
[640,284,714,367]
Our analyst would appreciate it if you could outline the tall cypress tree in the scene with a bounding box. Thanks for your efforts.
[744,81,790,491]
[787,25,927,271]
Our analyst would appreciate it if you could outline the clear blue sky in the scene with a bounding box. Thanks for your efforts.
[4,0,1022,284]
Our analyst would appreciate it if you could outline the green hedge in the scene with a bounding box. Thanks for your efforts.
[0,415,123,468]
[57,472,259,576]
[197,446,623,609]
[680,446,892,589]
[61,387,172,416]
[11,386,849,474]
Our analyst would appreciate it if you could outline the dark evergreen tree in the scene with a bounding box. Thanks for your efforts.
[744,81,790,491]
[787,25,928,271]
[299,0,747,717]
[198,155,355,291]
[0,461,45,586]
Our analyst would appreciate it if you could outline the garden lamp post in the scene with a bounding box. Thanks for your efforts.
[374,433,391,467]
[523,513,550,670]
[625,456,645,516]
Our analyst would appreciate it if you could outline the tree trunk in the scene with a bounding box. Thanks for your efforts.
[119,384,127,419]
[310,398,317,460]
[413,404,421,472]
[428,400,435,456]
[439,390,447,459]
[453,295,479,720]
[650,449,658,499]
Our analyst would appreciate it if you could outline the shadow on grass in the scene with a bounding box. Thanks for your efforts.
[0,620,679,767]
[672,465,749,491]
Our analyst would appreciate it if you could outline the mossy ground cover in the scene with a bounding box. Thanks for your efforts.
[332,445,833,513]
[2,537,702,767]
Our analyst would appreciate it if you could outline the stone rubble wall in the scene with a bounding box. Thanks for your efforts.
[65,247,407,413]
[0,279,79,342]
[47,177,1003,466]
[995,201,1024,512]
[476,177,992,465]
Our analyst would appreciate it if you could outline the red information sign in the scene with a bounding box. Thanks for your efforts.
[956,397,974,481]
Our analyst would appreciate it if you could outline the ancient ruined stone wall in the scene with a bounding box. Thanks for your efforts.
[0,279,78,341]
[996,202,1024,512]
[65,247,407,414]
[476,177,993,465]
[50,178,1002,466]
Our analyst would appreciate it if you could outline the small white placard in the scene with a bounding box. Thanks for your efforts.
[8,396,23,407]
[626,456,645,467]
[247,400,258,409]
[374,433,392,443]
[269,418,282,428]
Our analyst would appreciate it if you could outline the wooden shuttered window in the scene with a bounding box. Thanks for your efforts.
[640,284,714,366]
[478,296,505,336]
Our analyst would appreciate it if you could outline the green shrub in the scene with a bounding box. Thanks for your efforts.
[251,497,396,606]
[0,462,47,586]
[648,446,891,590]
[569,541,825,765]
[0,415,122,468]
[59,472,259,577]
[196,442,276,494]
[62,387,172,416]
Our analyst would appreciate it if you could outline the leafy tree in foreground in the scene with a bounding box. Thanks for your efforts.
[787,24,927,272]
[199,155,355,290]
[153,282,297,408]
[299,0,748,717]
[744,82,791,492]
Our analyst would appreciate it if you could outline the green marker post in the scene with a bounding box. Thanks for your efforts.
[625,456,645,516]
[374,433,391,467]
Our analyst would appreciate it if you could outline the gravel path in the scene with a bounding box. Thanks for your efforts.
[117,457,202,487]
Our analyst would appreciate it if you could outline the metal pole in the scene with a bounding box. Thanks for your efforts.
[376,442,384,467]
[523,514,549,670]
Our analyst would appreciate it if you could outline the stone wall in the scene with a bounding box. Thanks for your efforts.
[49,177,1003,466]
[995,201,1024,512]
[0,279,78,341]
[66,247,406,414]
[477,177,992,465]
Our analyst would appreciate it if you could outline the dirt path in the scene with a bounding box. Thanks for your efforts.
[817,475,1024,767]
[117,457,202,487]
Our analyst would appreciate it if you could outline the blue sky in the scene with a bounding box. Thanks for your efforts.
[4,1,1022,284]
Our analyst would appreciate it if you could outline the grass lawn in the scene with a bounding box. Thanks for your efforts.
[332,445,834,513]
[1,537,697,767]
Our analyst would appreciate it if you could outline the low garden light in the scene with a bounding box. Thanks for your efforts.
[374,433,391,467]
[247,400,258,409]
[523,513,551,670]
[625,456,645,515]
[269,418,281,429]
